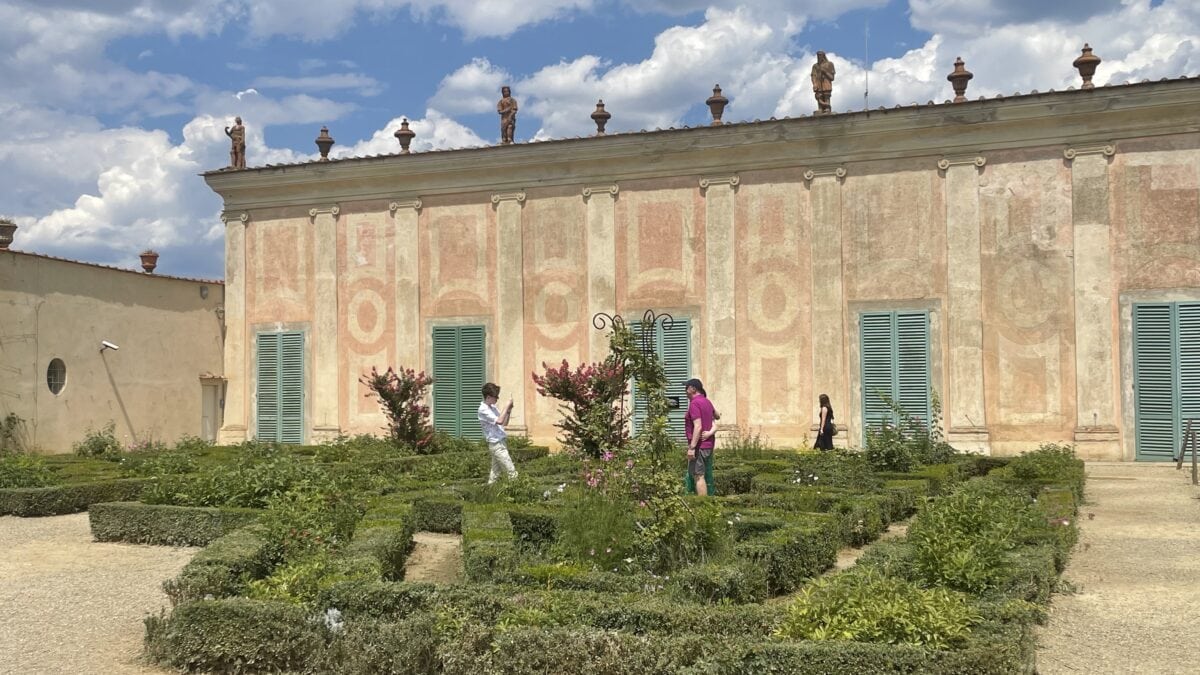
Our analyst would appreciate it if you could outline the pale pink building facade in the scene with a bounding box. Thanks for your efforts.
[206,78,1200,461]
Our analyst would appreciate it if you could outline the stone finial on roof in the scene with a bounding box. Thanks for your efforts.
[394,118,415,154]
[591,100,611,136]
[706,85,729,126]
[1073,44,1101,90]
[0,218,15,249]
[139,249,159,274]
[315,126,335,161]
[947,57,974,103]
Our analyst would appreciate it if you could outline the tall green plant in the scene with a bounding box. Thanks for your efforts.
[864,390,956,471]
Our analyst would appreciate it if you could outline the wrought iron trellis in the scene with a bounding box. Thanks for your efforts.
[592,309,680,410]
[591,309,675,358]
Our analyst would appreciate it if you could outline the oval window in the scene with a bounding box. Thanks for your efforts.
[47,358,66,395]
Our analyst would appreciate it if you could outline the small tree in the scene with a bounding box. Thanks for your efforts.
[360,367,434,451]
[532,357,629,458]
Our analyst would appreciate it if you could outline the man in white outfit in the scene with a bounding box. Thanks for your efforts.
[478,382,518,484]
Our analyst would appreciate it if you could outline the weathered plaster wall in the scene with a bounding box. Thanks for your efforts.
[207,82,1200,458]
[0,252,224,453]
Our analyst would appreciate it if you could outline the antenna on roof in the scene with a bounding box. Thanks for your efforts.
[864,20,870,112]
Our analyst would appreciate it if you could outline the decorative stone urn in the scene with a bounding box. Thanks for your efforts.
[0,218,15,249]
[947,57,974,103]
[315,126,335,160]
[1073,44,1101,90]
[591,100,611,136]
[706,85,729,126]
[139,249,159,274]
[394,119,415,154]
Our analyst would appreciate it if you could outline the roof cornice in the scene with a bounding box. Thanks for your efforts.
[204,78,1200,212]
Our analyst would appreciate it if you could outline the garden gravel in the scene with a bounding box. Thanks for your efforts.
[0,513,197,675]
[1037,463,1200,674]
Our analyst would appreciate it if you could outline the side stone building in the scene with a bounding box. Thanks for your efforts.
[0,247,225,452]
[205,77,1200,461]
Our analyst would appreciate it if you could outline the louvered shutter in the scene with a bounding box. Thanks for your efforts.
[896,312,931,430]
[432,326,462,436]
[256,333,281,441]
[279,332,305,444]
[661,318,692,443]
[458,326,487,440]
[1178,303,1200,437]
[860,312,894,438]
[859,310,931,445]
[1133,304,1176,459]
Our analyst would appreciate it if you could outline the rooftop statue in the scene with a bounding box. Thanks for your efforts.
[811,52,835,115]
[225,116,246,169]
[497,86,518,145]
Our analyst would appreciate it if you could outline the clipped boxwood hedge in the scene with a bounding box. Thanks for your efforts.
[144,598,324,674]
[0,477,149,517]
[412,498,463,533]
[89,501,261,547]
[163,524,275,605]
[735,521,838,595]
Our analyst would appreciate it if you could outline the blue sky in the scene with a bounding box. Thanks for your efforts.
[2,1,1196,279]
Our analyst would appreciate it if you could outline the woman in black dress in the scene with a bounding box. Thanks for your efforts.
[814,393,835,451]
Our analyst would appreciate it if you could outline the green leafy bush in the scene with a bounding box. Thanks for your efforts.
[0,454,57,488]
[908,481,1046,594]
[670,561,769,604]
[72,422,123,458]
[718,426,777,460]
[247,551,382,604]
[259,486,365,564]
[735,523,838,595]
[119,451,197,478]
[792,450,882,492]
[141,447,329,509]
[993,444,1085,503]
[553,488,637,569]
[777,569,982,648]
[863,391,957,472]
[89,501,260,546]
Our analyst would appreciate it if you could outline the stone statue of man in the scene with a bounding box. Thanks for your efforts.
[497,86,518,145]
[225,116,246,169]
[811,52,835,114]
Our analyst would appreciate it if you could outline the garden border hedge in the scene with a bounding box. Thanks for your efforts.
[0,477,149,517]
[89,501,261,547]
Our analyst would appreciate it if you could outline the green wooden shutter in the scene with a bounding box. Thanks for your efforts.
[458,326,487,441]
[1178,303,1200,434]
[1133,303,1177,459]
[431,325,487,438]
[280,332,305,444]
[256,333,281,442]
[661,318,692,443]
[630,318,691,441]
[860,313,894,436]
[432,326,462,436]
[859,310,931,445]
[896,312,931,428]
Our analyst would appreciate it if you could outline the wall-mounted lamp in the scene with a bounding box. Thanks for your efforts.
[100,340,120,353]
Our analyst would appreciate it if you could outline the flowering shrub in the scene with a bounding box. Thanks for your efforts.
[532,358,629,458]
[72,422,123,459]
[360,367,434,452]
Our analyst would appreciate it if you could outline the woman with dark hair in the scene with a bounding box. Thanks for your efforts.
[814,393,835,451]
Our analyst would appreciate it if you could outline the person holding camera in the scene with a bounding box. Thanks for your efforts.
[478,382,519,483]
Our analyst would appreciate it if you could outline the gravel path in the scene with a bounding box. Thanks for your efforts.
[404,531,463,584]
[0,513,197,675]
[1037,463,1200,674]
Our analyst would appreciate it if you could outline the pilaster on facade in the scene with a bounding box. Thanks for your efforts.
[310,204,341,442]
[390,198,423,371]
[1066,143,1121,458]
[492,190,528,436]
[939,154,990,453]
[218,210,250,445]
[583,185,619,361]
[803,165,846,182]
[701,175,739,427]
[808,167,847,444]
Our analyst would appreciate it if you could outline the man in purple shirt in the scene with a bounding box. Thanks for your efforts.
[684,378,716,497]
